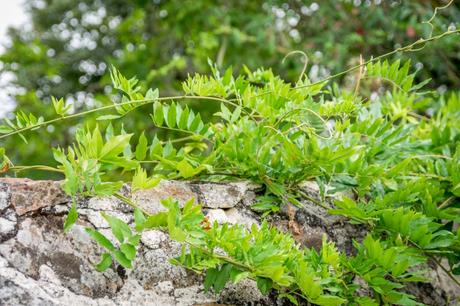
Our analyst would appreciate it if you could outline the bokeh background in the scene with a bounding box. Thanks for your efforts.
[0,0,459,178]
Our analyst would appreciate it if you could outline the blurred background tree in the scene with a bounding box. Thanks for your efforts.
[1,0,459,177]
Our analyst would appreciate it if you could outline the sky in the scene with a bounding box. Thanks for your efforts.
[0,0,28,117]
[0,1,28,51]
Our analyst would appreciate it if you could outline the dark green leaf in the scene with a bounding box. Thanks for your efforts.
[256,277,273,295]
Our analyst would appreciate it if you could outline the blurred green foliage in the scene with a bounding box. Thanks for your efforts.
[0,0,459,175]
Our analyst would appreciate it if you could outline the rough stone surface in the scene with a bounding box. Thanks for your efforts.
[0,178,68,215]
[0,178,458,305]
[192,181,261,209]
[132,180,196,214]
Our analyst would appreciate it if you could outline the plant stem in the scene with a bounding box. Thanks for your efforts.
[296,29,460,90]
[247,29,460,100]
[295,188,331,210]
[2,30,458,141]
[0,95,250,140]
[430,256,460,289]
[113,192,151,216]
[9,165,64,173]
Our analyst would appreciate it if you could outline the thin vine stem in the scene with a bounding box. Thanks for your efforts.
[1,30,458,143]
[296,29,460,90]
[9,165,64,173]
[0,95,251,140]
[430,256,460,289]
[246,28,460,101]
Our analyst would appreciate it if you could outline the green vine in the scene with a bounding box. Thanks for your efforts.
[1,27,460,305]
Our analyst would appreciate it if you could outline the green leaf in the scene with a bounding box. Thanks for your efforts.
[114,250,132,268]
[230,106,242,123]
[153,101,164,126]
[279,293,298,306]
[134,208,146,231]
[0,125,13,134]
[213,264,232,293]
[178,106,190,130]
[102,212,132,243]
[170,227,187,242]
[256,277,273,295]
[135,131,148,160]
[143,212,168,228]
[85,228,116,251]
[132,166,161,192]
[177,159,194,178]
[100,134,133,159]
[96,114,121,121]
[63,200,78,233]
[95,253,113,272]
[94,181,123,196]
[127,234,141,246]
[313,295,347,306]
[145,88,159,101]
[167,103,177,128]
[189,113,203,133]
[204,268,218,292]
[120,243,136,260]
[230,268,250,284]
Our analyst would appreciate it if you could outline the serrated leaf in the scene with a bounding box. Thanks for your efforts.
[132,166,161,192]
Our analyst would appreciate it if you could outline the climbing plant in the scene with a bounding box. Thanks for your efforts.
[1,26,460,305]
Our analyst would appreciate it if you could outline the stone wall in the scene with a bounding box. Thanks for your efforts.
[0,178,458,305]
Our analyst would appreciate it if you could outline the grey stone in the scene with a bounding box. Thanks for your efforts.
[0,182,10,211]
[206,209,228,224]
[132,180,196,214]
[194,181,260,208]
[156,280,174,293]
[141,230,168,249]
[0,216,16,238]
[0,178,458,305]
[225,207,258,228]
